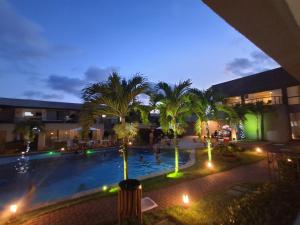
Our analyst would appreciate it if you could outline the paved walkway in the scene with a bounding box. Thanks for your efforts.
[21,160,268,225]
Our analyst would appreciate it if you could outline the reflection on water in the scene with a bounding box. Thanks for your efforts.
[15,141,31,174]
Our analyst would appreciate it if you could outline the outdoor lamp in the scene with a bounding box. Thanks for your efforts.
[10,204,17,214]
[207,161,213,168]
[255,147,262,153]
[182,194,189,205]
[102,185,108,191]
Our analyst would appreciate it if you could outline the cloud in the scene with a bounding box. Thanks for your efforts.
[225,51,279,77]
[0,0,77,76]
[0,0,49,61]
[44,66,117,97]
[46,75,83,96]
[23,90,61,100]
[84,66,117,82]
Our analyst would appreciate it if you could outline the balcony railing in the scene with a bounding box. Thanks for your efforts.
[225,96,282,106]
[14,117,79,123]
[245,96,282,105]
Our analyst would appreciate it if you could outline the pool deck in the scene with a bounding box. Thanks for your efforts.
[20,159,268,225]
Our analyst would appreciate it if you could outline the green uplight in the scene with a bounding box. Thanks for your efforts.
[207,140,212,162]
[48,151,54,155]
[109,187,119,193]
[244,113,261,140]
[102,185,108,191]
[86,150,94,154]
[166,172,184,179]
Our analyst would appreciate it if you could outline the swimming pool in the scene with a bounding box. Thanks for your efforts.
[0,148,191,209]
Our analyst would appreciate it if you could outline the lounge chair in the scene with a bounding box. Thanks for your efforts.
[141,197,158,212]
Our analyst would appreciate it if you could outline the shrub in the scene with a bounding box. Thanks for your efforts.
[228,143,245,152]
[214,143,245,155]
[277,158,300,182]
[224,182,300,225]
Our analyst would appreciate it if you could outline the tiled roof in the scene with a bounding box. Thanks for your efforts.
[0,98,82,110]
[211,67,300,97]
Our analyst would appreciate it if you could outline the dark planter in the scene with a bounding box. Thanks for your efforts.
[118,179,142,225]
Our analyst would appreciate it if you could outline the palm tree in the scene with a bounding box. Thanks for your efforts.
[81,72,149,180]
[220,103,249,140]
[13,120,45,152]
[155,80,192,174]
[190,88,223,163]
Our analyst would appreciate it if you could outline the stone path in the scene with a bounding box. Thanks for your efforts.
[20,160,268,225]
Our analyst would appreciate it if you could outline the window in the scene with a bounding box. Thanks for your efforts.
[24,112,34,117]
[225,96,241,106]
[244,89,282,105]
[287,85,300,105]
[290,113,300,139]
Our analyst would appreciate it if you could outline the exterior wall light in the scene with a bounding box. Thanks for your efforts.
[128,141,132,146]
[256,147,262,153]
[287,158,292,162]
[60,147,65,151]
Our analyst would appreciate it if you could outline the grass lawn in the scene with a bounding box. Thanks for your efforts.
[3,147,265,225]
[141,148,265,191]
[143,182,263,225]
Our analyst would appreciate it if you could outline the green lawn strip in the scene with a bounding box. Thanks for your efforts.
[143,182,263,225]
[141,149,265,192]
[3,149,265,225]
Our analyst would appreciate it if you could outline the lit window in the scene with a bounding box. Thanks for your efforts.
[24,112,34,117]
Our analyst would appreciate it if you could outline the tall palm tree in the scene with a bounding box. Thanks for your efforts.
[232,104,250,140]
[190,88,223,163]
[13,120,45,152]
[155,80,192,174]
[219,103,249,140]
[81,72,149,180]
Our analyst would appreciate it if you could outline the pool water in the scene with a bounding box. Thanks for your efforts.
[0,148,190,209]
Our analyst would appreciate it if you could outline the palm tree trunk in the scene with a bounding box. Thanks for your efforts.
[174,133,179,173]
[121,117,128,180]
[205,121,212,162]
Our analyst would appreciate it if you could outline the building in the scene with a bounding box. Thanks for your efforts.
[0,98,104,152]
[211,67,300,142]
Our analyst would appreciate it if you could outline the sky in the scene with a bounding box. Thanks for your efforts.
[0,0,279,103]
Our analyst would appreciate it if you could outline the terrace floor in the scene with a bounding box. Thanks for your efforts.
[20,159,268,225]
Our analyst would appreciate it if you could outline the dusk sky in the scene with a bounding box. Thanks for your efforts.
[0,0,279,103]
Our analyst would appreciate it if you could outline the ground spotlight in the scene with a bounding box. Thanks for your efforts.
[10,204,18,214]
[207,161,213,168]
[255,147,262,153]
[182,194,190,205]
